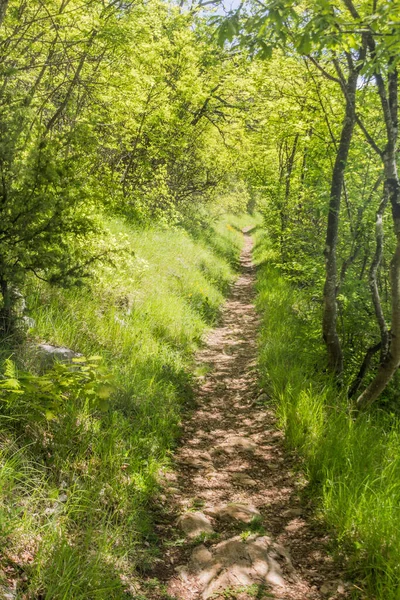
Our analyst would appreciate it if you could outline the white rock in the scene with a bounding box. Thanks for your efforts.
[38,343,82,364]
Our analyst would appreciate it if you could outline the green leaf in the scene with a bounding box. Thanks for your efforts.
[0,378,21,391]
[297,33,312,55]
[217,16,239,46]
[97,384,115,399]
[258,40,273,59]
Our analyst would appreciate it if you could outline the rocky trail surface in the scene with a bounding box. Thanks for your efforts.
[145,231,351,600]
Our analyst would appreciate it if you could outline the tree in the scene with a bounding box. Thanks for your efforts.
[218,0,400,404]
[0,0,130,332]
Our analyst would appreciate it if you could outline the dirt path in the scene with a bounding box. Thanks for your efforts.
[149,231,349,600]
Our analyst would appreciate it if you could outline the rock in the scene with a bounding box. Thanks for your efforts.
[178,512,214,538]
[264,555,285,587]
[175,565,190,583]
[320,583,331,595]
[190,545,213,570]
[2,591,16,600]
[21,315,36,329]
[197,563,223,588]
[210,503,261,524]
[320,581,342,596]
[267,463,280,470]
[178,452,214,470]
[0,585,17,600]
[217,435,257,454]
[231,472,257,487]
[196,451,213,462]
[272,542,296,575]
[320,580,347,596]
[188,535,285,599]
[44,506,57,515]
[114,316,127,327]
[285,521,302,532]
[256,393,270,404]
[37,343,82,366]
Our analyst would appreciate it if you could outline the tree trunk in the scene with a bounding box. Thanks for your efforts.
[0,274,12,335]
[322,69,358,375]
[0,0,8,27]
[357,162,400,409]
[369,190,390,361]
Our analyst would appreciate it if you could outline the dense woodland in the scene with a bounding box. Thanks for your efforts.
[1,0,400,598]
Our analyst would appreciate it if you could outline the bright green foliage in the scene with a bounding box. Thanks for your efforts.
[238,40,396,396]
[0,214,251,599]
[255,231,400,599]
[0,356,112,423]
[0,0,253,330]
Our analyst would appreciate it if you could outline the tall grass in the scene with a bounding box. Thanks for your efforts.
[254,232,400,599]
[0,213,257,599]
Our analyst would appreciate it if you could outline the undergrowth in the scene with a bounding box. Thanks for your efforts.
[254,232,400,600]
[0,213,257,599]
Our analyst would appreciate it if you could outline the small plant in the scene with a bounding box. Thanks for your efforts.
[192,531,220,545]
[189,497,205,510]
[236,515,266,538]
[0,356,113,424]
[247,515,266,534]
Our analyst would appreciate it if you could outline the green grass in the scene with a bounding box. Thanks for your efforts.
[0,212,259,599]
[254,231,400,599]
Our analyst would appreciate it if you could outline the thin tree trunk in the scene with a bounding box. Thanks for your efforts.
[285,133,298,202]
[348,340,382,399]
[279,133,299,262]
[355,60,399,408]
[0,0,8,27]
[356,167,400,409]
[0,274,12,334]
[369,190,389,361]
[322,69,358,375]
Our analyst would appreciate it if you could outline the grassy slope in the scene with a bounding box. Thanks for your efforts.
[254,231,400,600]
[0,213,257,600]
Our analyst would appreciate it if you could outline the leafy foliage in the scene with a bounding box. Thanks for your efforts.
[0,356,112,423]
[0,0,253,330]
[0,214,252,598]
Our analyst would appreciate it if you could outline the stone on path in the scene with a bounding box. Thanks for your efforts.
[190,544,213,568]
[231,472,258,487]
[37,343,82,366]
[178,512,214,538]
[206,502,260,523]
[177,451,214,470]
[219,435,257,453]
[188,534,285,599]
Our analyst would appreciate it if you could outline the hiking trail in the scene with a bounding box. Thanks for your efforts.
[148,230,349,600]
